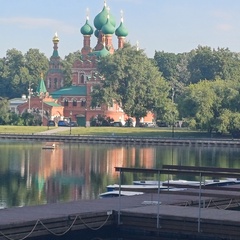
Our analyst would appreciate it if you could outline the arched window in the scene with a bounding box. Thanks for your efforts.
[64,99,68,106]
[81,75,84,83]
[54,78,57,88]
[48,78,52,88]
[73,99,77,107]
[81,100,86,107]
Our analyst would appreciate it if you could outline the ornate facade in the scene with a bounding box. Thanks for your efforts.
[47,1,130,126]
[18,1,153,126]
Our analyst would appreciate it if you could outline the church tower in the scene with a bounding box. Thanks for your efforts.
[46,33,64,93]
[115,11,128,49]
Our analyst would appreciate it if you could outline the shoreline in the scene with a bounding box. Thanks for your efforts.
[0,133,239,146]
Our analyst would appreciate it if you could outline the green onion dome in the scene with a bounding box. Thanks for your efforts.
[94,5,116,30]
[94,29,100,38]
[80,19,94,35]
[89,46,110,57]
[98,46,110,57]
[101,18,115,35]
[115,21,128,37]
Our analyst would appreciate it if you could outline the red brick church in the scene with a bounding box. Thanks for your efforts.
[18,1,153,126]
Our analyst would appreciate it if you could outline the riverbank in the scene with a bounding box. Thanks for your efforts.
[0,125,234,139]
[0,132,239,147]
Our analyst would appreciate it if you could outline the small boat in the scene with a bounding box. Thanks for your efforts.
[106,184,169,192]
[133,180,161,185]
[99,190,144,198]
[163,179,202,186]
[162,178,240,187]
[42,143,56,150]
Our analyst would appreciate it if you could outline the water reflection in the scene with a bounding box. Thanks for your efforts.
[1,140,240,209]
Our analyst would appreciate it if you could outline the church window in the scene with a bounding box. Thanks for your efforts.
[73,99,77,107]
[54,78,57,88]
[64,99,68,106]
[49,78,52,88]
[81,75,84,83]
[81,100,86,107]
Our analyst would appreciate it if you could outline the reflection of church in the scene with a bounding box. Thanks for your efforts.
[18,1,153,126]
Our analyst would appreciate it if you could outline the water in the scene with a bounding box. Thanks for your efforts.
[1,140,240,239]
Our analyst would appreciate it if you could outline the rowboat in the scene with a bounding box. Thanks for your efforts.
[42,143,56,150]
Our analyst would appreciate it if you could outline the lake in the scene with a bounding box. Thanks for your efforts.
[1,139,240,209]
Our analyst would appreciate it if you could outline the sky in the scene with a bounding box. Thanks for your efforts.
[1,0,240,59]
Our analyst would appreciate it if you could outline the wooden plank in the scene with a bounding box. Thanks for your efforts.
[115,166,240,179]
[162,164,240,174]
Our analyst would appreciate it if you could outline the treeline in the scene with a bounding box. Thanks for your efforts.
[0,48,81,98]
[1,45,240,137]
[154,46,240,136]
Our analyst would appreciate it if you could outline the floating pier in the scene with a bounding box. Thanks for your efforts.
[2,166,240,239]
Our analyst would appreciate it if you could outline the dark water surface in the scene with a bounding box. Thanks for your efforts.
[1,140,239,239]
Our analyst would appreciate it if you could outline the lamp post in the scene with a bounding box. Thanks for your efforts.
[47,110,50,130]
[69,111,72,135]
[41,99,44,125]
[28,82,33,113]
[171,87,175,138]
[85,108,87,127]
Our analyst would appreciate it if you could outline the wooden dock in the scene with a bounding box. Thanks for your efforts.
[2,165,240,239]
[1,188,240,240]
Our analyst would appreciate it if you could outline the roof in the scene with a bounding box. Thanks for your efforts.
[45,102,62,107]
[89,46,110,57]
[51,85,87,99]
[9,98,28,104]
[36,78,47,95]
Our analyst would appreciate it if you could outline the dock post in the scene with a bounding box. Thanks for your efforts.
[157,170,161,228]
[198,172,202,232]
[118,168,122,225]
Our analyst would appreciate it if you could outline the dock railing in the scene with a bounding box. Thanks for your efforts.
[115,166,240,233]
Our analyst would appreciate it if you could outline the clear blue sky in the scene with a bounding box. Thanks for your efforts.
[1,0,240,58]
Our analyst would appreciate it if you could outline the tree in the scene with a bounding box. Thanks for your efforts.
[154,51,179,83]
[91,43,170,126]
[179,79,240,134]
[24,48,49,86]
[0,48,49,98]
[187,46,240,84]
[0,97,10,124]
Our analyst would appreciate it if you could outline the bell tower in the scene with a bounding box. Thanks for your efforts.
[46,33,64,93]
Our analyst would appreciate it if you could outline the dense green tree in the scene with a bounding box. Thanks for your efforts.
[24,48,49,87]
[154,51,179,83]
[0,48,49,98]
[188,46,220,83]
[188,46,240,84]
[0,49,25,97]
[179,80,217,132]
[91,44,171,126]
[179,79,240,134]
[0,97,10,124]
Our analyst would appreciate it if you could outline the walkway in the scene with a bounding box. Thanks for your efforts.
[35,127,69,135]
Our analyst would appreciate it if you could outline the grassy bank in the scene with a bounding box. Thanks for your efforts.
[0,125,220,138]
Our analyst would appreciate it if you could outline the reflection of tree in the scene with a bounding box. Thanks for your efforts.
[0,172,46,207]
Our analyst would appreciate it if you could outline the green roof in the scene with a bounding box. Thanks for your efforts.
[51,86,87,99]
[89,46,110,57]
[80,19,94,35]
[36,78,47,96]
[52,50,59,58]
[45,102,62,107]
[115,21,128,37]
